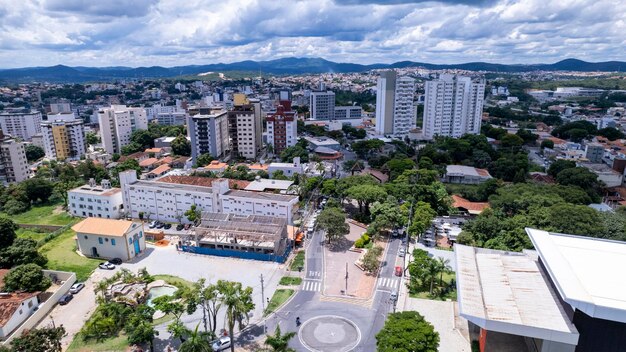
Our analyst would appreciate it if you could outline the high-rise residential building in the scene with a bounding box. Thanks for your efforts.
[41,114,86,161]
[422,74,486,140]
[266,100,298,155]
[228,94,263,160]
[310,91,335,120]
[97,105,148,154]
[375,71,416,136]
[188,109,229,159]
[0,109,43,140]
[0,131,30,184]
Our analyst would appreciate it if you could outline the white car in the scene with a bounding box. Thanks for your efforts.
[98,262,115,270]
[148,220,157,229]
[212,336,231,351]
[69,283,85,294]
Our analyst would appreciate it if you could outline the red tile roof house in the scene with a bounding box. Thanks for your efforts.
[0,292,39,339]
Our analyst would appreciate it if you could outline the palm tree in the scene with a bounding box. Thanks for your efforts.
[265,325,296,352]
[217,280,255,352]
[437,257,451,287]
[179,323,212,352]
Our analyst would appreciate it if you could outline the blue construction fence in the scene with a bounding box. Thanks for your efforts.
[180,244,292,263]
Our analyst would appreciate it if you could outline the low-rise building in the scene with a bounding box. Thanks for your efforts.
[72,218,146,260]
[456,228,626,352]
[304,136,341,151]
[443,165,492,184]
[68,179,124,219]
[119,171,299,224]
[268,157,304,177]
[0,292,39,339]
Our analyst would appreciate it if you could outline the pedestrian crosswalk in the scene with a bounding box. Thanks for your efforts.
[302,280,322,292]
[377,277,398,289]
[308,271,321,278]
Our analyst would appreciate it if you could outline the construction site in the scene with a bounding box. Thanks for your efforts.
[181,212,291,261]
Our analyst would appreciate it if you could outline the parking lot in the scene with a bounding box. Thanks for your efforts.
[120,243,284,328]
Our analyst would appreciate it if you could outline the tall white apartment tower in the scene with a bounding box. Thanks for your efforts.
[375,71,416,136]
[310,91,335,120]
[97,105,148,154]
[422,74,486,140]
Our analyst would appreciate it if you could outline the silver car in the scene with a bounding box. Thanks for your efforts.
[69,283,85,294]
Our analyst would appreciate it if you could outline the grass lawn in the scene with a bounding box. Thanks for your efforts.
[409,272,457,301]
[152,313,175,326]
[16,227,49,241]
[265,289,294,315]
[279,276,303,286]
[39,228,101,282]
[153,274,193,289]
[289,251,305,271]
[4,202,76,226]
[67,333,128,352]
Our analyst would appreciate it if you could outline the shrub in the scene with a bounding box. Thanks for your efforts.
[354,239,365,248]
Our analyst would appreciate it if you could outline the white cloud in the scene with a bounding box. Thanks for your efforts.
[0,0,623,67]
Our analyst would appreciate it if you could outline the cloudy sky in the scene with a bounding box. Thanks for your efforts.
[0,0,623,68]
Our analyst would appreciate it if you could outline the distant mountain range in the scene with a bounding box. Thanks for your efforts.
[1,57,625,83]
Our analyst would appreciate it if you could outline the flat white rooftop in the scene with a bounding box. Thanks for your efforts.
[527,228,626,323]
[244,178,293,192]
[455,244,579,345]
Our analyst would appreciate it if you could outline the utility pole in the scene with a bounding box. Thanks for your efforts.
[260,274,267,334]
[345,262,348,295]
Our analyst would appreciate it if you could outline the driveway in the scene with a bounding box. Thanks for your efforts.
[36,269,117,350]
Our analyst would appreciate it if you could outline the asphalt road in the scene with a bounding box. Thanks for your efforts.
[257,229,402,351]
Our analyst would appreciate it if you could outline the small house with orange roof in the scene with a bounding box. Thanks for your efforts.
[201,160,228,173]
[144,147,164,158]
[139,157,160,171]
[451,195,489,216]
[0,292,40,339]
[146,164,171,179]
[72,218,146,261]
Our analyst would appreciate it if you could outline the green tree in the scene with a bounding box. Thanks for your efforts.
[361,245,383,274]
[499,134,524,150]
[384,158,415,180]
[9,326,65,352]
[25,145,45,162]
[125,305,158,351]
[264,325,296,352]
[540,139,554,149]
[185,205,202,224]
[21,178,54,203]
[195,154,214,168]
[217,280,255,352]
[130,129,155,149]
[0,238,48,269]
[0,217,18,249]
[408,202,436,239]
[316,207,350,244]
[346,184,387,215]
[3,264,52,292]
[598,127,624,141]
[179,323,212,352]
[555,167,601,200]
[171,135,191,156]
[376,311,439,352]
[85,132,101,145]
[121,142,144,155]
[547,159,576,178]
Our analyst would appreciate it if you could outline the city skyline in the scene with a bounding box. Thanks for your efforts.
[0,0,624,68]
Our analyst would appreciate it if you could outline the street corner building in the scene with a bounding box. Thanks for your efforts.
[72,218,146,261]
[455,228,626,352]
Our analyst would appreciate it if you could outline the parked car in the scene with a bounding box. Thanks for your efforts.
[148,221,157,229]
[164,223,172,230]
[109,258,123,265]
[99,262,115,270]
[390,290,398,301]
[58,294,73,305]
[176,224,184,231]
[69,283,85,294]
[212,336,231,351]
[184,223,191,230]
[156,222,165,229]
[395,266,403,277]
[398,247,406,257]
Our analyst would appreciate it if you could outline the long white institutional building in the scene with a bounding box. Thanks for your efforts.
[422,74,486,140]
[119,171,299,224]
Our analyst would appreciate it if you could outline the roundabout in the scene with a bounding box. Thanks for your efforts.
[298,315,362,352]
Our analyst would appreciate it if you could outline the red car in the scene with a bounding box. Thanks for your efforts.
[395,266,403,277]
